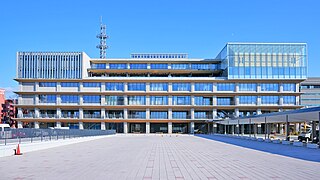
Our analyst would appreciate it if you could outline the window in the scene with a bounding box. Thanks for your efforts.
[191,64,213,70]
[239,96,257,105]
[261,83,279,91]
[150,96,168,105]
[150,63,168,69]
[195,83,212,91]
[217,97,233,105]
[128,83,146,91]
[217,83,235,91]
[83,95,101,103]
[172,96,191,105]
[194,111,212,119]
[91,63,106,69]
[106,82,124,91]
[171,64,189,69]
[109,63,127,69]
[61,95,79,103]
[194,96,212,106]
[172,83,191,91]
[128,111,146,119]
[150,83,168,91]
[130,63,147,69]
[150,111,168,119]
[83,82,101,88]
[61,82,79,87]
[172,111,189,119]
[105,96,124,105]
[128,96,146,105]
[239,83,257,91]
[261,96,279,104]
[39,82,56,87]
[39,95,56,103]
[283,96,296,105]
[283,83,296,91]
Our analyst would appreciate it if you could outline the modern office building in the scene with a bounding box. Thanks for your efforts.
[300,77,320,108]
[14,43,307,133]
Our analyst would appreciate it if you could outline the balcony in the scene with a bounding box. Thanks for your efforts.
[61,114,79,119]
[40,114,57,118]
[83,114,101,119]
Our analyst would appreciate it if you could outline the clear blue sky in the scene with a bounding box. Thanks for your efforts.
[0,0,319,97]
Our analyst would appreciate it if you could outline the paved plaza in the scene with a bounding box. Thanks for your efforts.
[0,134,320,180]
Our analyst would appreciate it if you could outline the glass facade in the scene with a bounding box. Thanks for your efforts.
[195,83,212,91]
[109,63,127,69]
[128,111,146,119]
[83,82,101,88]
[106,82,124,91]
[217,97,233,105]
[150,83,168,91]
[130,63,147,69]
[261,83,279,91]
[283,83,296,91]
[171,63,189,69]
[39,95,56,103]
[150,63,168,69]
[191,64,216,70]
[283,96,296,104]
[172,96,191,105]
[128,96,146,105]
[172,111,189,119]
[239,83,257,91]
[217,83,234,91]
[150,96,168,105]
[150,111,168,119]
[61,95,79,103]
[61,82,79,87]
[226,43,307,79]
[172,83,191,91]
[261,96,279,104]
[194,111,212,119]
[105,96,124,105]
[39,82,56,87]
[91,63,106,69]
[239,96,257,105]
[128,83,146,91]
[83,95,101,103]
[194,96,212,106]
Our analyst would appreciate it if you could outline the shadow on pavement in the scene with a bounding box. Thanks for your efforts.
[196,134,320,163]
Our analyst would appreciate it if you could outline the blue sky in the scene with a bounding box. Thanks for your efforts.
[0,0,319,98]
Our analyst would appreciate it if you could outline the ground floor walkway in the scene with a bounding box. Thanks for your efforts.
[0,134,319,179]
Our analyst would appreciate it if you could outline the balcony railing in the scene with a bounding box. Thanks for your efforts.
[22,114,35,118]
[83,114,101,118]
[40,114,57,118]
[61,114,79,119]
[194,115,214,119]
[106,114,123,119]
[128,115,146,119]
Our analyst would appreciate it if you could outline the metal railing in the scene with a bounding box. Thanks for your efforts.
[0,128,116,146]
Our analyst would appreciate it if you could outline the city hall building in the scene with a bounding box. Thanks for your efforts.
[14,43,307,133]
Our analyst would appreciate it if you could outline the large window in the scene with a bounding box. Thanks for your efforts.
[239,83,257,91]
[172,83,191,91]
[39,95,56,103]
[150,96,168,105]
[172,111,190,119]
[150,111,168,119]
[217,83,235,91]
[217,97,233,105]
[91,63,106,69]
[106,82,124,91]
[128,83,146,91]
[261,83,279,91]
[283,96,296,105]
[83,82,101,88]
[194,96,212,106]
[61,82,79,87]
[130,63,147,69]
[239,96,257,105]
[105,96,124,105]
[195,83,212,91]
[194,111,212,119]
[191,64,214,70]
[128,111,146,119]
[109,63,127,69]
[150,63,168,69]
[172,96,191,105]
[283,83,296,91]
[83,95,101,103]
[128,96,146,105]
[171,64,189,69]
[39,82,56,87]
[61,95,79,103]
[261,96,279,104]
[150,83,168,91]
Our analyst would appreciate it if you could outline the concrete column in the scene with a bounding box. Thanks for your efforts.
[168,122,172,134]
[189,122,194,134]
[279,83,283,92]
[57,95,61,105]
[34,108,40,118]
[168,95,172,105]
[257,97,261,106]
[57,82,61,92]
[212,96,217,106]
[231,125,235,135]
[101,96,105,105]
[124,82,128,92]
[257,83,261,92]
[257,124,262,134]
[101,82,106,92]
[212,83,217,92]
[212,109,217,119]
[34,121,39,129]
[101,108,105,119]
[191,95,194,105]
[312,121,317,141]
[256,109,262,115]
[56,122,61,128]
[79,122,84,130]
[146,122,150,134]
[213,124,217,134]
[35,82,39,91]
[168,82,172,92]
[79,82,83,92]
[79,108,83,119]
[35,95,39,105]
[280,123,284,134]
[191,82,195,92]
[294,123,299,133]
[146,82,150,92]
[17,121,23,128]
[235,83,239,92]
[224,124,227,134]
[124,108,128,119]
[18,108,23,118]
[101,122,106,130]
[124,95,128,105]
[56,108,61,118]
[146,96,150,105]
[279,96,283,105]
[235,96,239,105]
[79,95,83,105]
[234,108,239,118]
[146,108,150,119]
[286,115,290,141]
[253,124,257,137]
[191,108,195,120]
[123,122,128,134]
[168,108,172,119]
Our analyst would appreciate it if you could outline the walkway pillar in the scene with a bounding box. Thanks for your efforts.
[17,121,23,129]
[231,125,235,135]
[34,121,39,129]
[237,120,240,136]
[249,119,252,138]
[190,122,195,134]
[56,121,61,128]
[253,124,257,138]
[279,123,284,134]
[79,122,84,130]
[146,122,150,134]
[224,124,227,134]
[311,120,316,141]
[264,117,267,139]
[213,123,217,134]
[286,115,290,141]
[123,122,128,134]
[241,124,244,136]
[168,122,172,134]
[101,122,106,130]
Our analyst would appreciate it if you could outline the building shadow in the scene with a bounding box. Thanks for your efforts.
[196,134,320,163]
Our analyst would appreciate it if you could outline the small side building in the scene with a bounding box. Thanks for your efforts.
[300,77,320,108]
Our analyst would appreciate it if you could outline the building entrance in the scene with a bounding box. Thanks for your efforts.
[172,123,188,134]
[129,123,146,133]
[150,123,168,133]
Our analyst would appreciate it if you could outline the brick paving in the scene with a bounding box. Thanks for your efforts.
[0,134,319,180]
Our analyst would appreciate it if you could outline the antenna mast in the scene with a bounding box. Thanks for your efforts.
[96,16,108,58]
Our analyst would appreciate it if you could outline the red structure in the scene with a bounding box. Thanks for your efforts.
[0,89,5,120]
[0,89,17,127]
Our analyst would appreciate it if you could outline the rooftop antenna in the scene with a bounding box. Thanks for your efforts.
[96,16,108,58]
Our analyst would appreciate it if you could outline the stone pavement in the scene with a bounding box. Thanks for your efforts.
[0,134,319,180]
